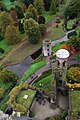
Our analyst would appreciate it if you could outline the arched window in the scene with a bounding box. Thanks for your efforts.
[63,61,66,67]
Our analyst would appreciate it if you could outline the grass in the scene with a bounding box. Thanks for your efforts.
[20,60,46,82]
[16,89,36,109]
[0,39,9,51]
[33,75,52,93]
[47,20,66,40]
[52,41,67,52]
[43,11,55,23]
[70,90,80,117]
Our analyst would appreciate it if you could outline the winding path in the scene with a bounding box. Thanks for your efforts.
[6,29,79,80]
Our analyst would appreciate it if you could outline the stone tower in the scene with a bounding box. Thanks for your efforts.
[56,49,70,85]
[50,49,70,106]
[43,39,51,56]
[43,39,51,64]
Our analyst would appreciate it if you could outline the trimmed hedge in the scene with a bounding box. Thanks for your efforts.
[7,82,28,115]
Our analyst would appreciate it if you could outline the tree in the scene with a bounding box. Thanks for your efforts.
[28,4,37,21]
[21,3,26,12]
[24,18,41,44]
[25,12,33,19]
[0,11,13,32]
[0,68,18,83]
[49,0,57,14]
[64,0,80,19]
[19,20,24,33]
[10,7,18,21]
[0,1,7,11]
[67,35,80,50]
[15,5,24,19]
[43,0,51,11]
[5,25,21,45]
[21,0,34,7]
[38,15,45,24]
[39,24,46,35]
[34,0,44,15]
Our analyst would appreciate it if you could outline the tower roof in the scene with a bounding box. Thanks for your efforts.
[56,49,70,59]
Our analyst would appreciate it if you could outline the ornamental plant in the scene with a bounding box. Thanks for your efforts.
[68,67,80,83]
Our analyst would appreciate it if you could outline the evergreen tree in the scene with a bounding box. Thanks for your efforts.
[15,5,24,19]
[49,0,57,14]
[34,0,44,15]
[28,4,37,21]
[43,0,51,11]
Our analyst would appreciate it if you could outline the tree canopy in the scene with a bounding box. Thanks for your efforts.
[24,18,41,44]
[34,0,44,15]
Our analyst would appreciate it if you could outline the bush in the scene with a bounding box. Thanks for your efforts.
[29,111,35,117]
[68,67,80,83]
[0,68,18,83]
[38,15,45,24]
[55,18,61,23]
[67,31,77,39]
[7,83,28,115]
[0,33,3,41]
[25,12,33,19]
[39,24,46,35]
[0,48,4,54]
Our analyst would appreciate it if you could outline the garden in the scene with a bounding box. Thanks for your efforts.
[0,0,80,119]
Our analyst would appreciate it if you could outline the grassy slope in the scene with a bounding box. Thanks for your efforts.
[52,41,67,52]
[16,89,36,109]
[20,60,46,82]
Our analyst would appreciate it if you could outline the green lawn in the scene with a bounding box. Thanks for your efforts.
[16,89,36,109]
[43,11,55,23]
[47,20,66,40]
[52,41,67,52]
[20,60,46,83]
[33,75,52,93]
[0,39,9,51]
[70,90,80,117]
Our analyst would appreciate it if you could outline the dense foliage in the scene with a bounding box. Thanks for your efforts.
[24,18,41,44]
[0,11,13,32]
[5,25,21,45]
[28,4,37,21]
[68,67,80,82]
[34,0,44,15]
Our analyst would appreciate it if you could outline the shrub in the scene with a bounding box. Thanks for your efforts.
[7,83,29,115]
[0,48,4,54]
[39,24,46,35]
[38,15,45,24]
[0,68,18,83]
[25,12,33,19]
[0,33,3,41]
[55,18,61,23]
[29,111,35,117]
[68,67,80,83]
[67,31,77,39]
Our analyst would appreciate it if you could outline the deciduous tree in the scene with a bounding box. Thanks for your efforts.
[24,18,41,44]
[5,25,21,45]
[0,11,13,32]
